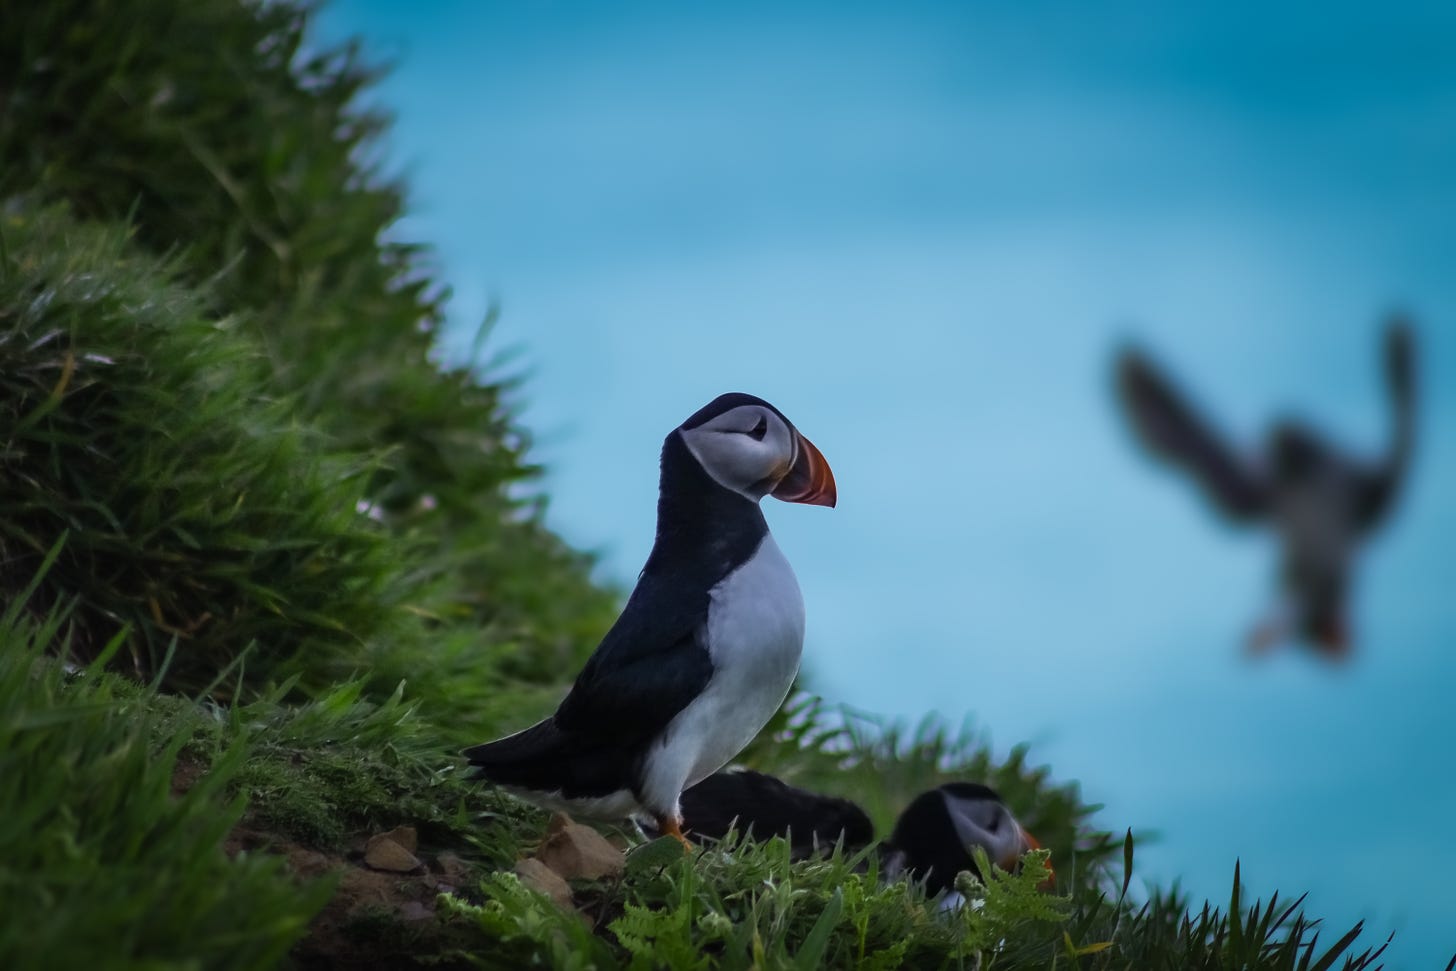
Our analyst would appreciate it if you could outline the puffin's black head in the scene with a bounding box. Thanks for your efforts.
[885,784,1046,896]
[1269,423,1331,485]
[676,392,836,507]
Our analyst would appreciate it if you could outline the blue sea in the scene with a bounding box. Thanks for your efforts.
[321,2,1456,963]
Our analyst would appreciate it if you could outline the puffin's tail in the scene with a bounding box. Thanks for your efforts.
[463,719,575,788]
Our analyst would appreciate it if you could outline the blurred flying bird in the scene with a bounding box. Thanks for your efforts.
[882,783,1047,903]
[1115,317,1417,658]
[674,768,874,855]
[463,393,836,848]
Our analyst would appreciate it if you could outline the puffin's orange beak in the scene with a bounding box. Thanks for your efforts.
[771,431,836,507]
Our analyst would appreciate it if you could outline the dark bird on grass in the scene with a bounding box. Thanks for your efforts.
[670,771,1049,905]
[882,783,1046,903]
[1115,317,1417,659]
[463,393,836,848]
[673,768,874,855]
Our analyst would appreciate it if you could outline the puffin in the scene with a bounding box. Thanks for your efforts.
[1115,317,1417,658]
[463,393,836,847]
[673,768,874,855]
[670,772,1047,902]
[881,783,1046,901]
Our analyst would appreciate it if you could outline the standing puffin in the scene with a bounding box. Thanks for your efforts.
[882,783,1045,901]
[463,393,836,847]
[675,768,874,855]
[1115,317,1417,658]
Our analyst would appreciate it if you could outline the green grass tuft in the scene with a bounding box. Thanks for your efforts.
[0,203,414,688]
[0,605,333,971]
[0,0,619,704]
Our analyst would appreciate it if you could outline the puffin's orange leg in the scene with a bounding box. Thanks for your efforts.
[657,814,694,852]
[1245,621,1281,657]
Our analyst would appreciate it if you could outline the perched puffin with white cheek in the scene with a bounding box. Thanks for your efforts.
[463,393,836,847]
[882,783,1046,903]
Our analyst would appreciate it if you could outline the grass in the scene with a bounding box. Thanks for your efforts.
[0,202,409,688]
[0,0,619,709]
[0,572,332,971]
[0,0,1418,966]
[0,563,1396,968]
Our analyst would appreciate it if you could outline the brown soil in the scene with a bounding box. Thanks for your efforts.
[173,760,484,970]
[170,754,207,797]
[226,826,481,970]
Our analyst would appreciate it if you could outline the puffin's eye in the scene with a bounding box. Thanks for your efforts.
[745,416,768,441]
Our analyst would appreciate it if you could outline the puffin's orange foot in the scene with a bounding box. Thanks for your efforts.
[1245,623,1280,657]
[657,814,694,852]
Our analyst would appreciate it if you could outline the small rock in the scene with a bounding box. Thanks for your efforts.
[398,901,434,922]
[364,834,423,873]
[514,858,573,908]
[434,851,471,885]
[380,825,418,853]
[287,848,337,879]
[537,819,626,881]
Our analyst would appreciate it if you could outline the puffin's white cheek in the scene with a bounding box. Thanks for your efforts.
[687,433,780,496]
[731,445,781,489]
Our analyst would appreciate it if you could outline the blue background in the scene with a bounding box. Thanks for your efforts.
[318,3,1456,963]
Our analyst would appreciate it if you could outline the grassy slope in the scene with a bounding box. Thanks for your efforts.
[0,1,1402,968]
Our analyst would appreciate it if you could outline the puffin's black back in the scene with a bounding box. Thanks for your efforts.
[680,770,874,852]
[885,784,1003,896]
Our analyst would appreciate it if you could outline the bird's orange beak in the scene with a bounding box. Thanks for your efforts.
[771,431,836,507]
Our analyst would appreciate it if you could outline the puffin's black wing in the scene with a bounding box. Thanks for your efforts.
[1115,348,1270,522]
[464,572,713,794]
[1356,318,1416,531]
[553,572,714,739]
[679,770,874,849]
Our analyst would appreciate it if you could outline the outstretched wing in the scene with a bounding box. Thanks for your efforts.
[1356,317,1417,531]
[553,571,715,742]
[1115,347,1270,522]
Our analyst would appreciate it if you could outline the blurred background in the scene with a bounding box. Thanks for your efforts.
[319,2,1454,964]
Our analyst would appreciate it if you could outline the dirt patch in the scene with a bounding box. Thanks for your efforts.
[170,755,207,797]
[224,825,482,970]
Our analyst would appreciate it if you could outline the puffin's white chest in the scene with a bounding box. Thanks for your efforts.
[639,533,805,812]
[704,532,805,678]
